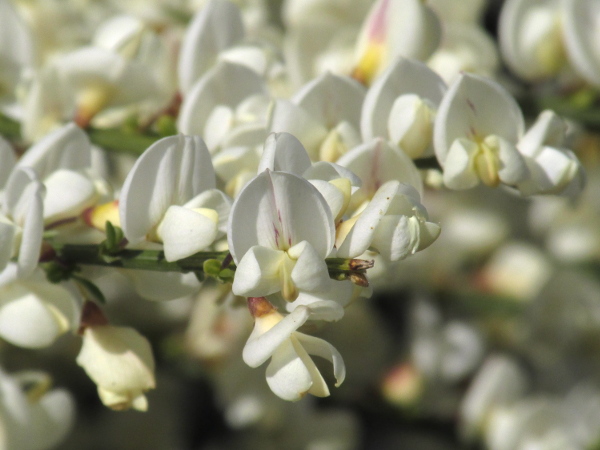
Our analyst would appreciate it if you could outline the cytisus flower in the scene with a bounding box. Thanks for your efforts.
[228,169,334,302]
[76,302,156,411]
[243,296,345,401]
[433,73,528,190]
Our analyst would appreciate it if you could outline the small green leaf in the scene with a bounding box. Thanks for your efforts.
[203,259,223,277]
[72,275,106,304]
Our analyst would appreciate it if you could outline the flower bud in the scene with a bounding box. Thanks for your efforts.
[76,320,156,412]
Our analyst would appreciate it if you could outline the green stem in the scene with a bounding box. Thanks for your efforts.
[50,243,372,281]
[0,112,159,156]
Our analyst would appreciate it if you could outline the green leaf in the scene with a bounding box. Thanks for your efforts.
[203,259,223,277]
[72,275,106,304]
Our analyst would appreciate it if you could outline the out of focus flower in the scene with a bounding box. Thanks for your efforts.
[499,0,566,81]
[76,303,156,411]
[0,167,44,284]
[0,369,75,450]
[0,270,81,348]
[361,57,446,159]
[351,0,441,85]
[516,110,585,197]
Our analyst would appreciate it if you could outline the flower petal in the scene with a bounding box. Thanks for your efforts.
[177,61,267,144]
[258,132,312,175]
[295,333,346,387]
[434,72,524,164]
[337,138,423,198]
[361,56,445,141]
[119,134,214,244]
[336,181,398,258]
[243,306,311,367]
[293,72,365,133]
[17,123,90,176]
[177,0,244,94]
[228,170,335,262]
[265,338,318,401]
[0,279,80,348]
[232,246,283,297]
[43,169,97,223]
[268,99,329,160]
[158,205,218,262]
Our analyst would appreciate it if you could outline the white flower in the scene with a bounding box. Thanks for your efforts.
[22,46,158,140]
[0,270,81,348]
[499,0,566,81]
[258,132,361,221]
[434,73,528,190]
[77,309,156,411]
[228,169,335,302]
[351,0,441,85]
[361,57,446,158]
[0,0,34,105]
[335,180,440,262]
[460,355,528,441]
[0,369,75,450]
[16,123,104,225]
[562,0,600,87]
[119,134,230,262]
[177,60,269,152]
[242,296,345,401]
[269,72,365,161]
[0,168,44,284]
[427,24,500,84]
[516,110,585,197]
[178,0,245,94]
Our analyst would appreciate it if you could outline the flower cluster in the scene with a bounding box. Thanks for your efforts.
[0,0,597,448]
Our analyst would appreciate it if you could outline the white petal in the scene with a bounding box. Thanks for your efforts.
[362,56,445,141]
[124,270,200,301]
[77,326,155,394]
[177,0,244,94]
[562,0,600,87]
[232,246,283,297]
[265,338,317,401]
[370,215,413,261]
[0,280,80,348]
[183,188,232,234]
[518,110,566,155]
[293,72,365,132]
[158,205,218,262]
[268,99,329,160]
[177,61,267,142]
[443,138,480,189]
[4,169,45,279]
[43,170,97,223]
[295,333,346,387]
[287,279,355,313]
[243,306,311,367]
[258,132,312,175]
[119,134,214,244]
[303,161,362,188]
[29,389,75,450]
[17,123,90,176]
[288,241,330,292]
[336,181,398,258]
[495,136,529,185]
[337,138,423,197]
[228,170,335,262]
[434,73,524,164]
